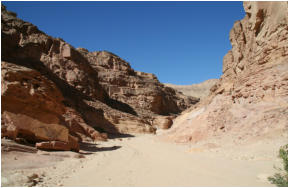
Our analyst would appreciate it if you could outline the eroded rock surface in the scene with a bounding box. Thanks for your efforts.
[153,116,173,130]
[162,2,288,144]
[1,61,106,151]
[1,4,196,151]
[78,50,199,117]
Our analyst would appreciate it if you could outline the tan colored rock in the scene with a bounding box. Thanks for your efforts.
[153,116,173,129]
[78,49,199,127]
[62,44,72,58]
[2,7,107,101]
[165,79,218,100]
[162,2,288,144]
[2,112,69,142]
[1,61,70,143]
[79,50,199,116]
[1,123,18,140]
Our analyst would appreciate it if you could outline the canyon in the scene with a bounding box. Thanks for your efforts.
[1,3,198,151]
[1,1,288,187]
[160,1,288,145]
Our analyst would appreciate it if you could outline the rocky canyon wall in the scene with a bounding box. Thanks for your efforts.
[1,4,197,151]
[162,2,288,144]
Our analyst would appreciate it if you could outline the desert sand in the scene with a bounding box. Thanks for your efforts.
[2,133,286,187]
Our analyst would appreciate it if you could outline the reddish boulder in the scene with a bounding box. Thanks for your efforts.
[36,141,70,151]
[35,135,79,152]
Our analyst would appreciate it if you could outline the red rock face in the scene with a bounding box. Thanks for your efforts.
[1,61,105,151]
[1,4,197,151]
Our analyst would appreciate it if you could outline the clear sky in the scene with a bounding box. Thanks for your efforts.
[3,1,245,85]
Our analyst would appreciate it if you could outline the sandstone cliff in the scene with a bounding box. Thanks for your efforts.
[165,79,218,99]
[1,5,197,151]
[162,2,288,144]
[78,49,198,116]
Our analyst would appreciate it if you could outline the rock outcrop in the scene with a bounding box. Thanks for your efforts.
[162,2,288,144]
[1,61,102,151]
[165,79,218,99]
[1,5,197,151]
[77,50,199,117]
[152,116,173,130]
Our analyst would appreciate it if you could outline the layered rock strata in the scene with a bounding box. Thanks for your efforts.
[163,1,288,144]
[1,5,197,151]
[78,49,199,117]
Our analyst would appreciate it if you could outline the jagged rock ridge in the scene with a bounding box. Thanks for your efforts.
[1,5,197,151]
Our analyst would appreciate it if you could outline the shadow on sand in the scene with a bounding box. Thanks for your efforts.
[79,142,121,154]
[108,133,135,139]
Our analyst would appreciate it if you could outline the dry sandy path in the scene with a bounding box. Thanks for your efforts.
[61,134,280,187]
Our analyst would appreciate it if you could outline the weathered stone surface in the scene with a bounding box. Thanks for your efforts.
[1,4,197,151]
[36,141,70,151]
[83,99,156,134]
[78,50,199,120]
[1,61,106,151]
[35,137,80,152]
[153,116,173,129]
[1,5,108,148]
[1,7,107,102]
[2,111,69,143]
[162,2,288,144]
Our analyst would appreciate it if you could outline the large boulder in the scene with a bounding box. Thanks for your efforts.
[35,135,79,152]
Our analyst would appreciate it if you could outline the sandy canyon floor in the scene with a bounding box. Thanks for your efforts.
[1,133,287,187]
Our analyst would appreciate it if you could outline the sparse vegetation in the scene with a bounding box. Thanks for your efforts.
[268,145,288,187]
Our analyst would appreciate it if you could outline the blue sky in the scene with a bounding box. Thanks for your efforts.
[3,1,245,85]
